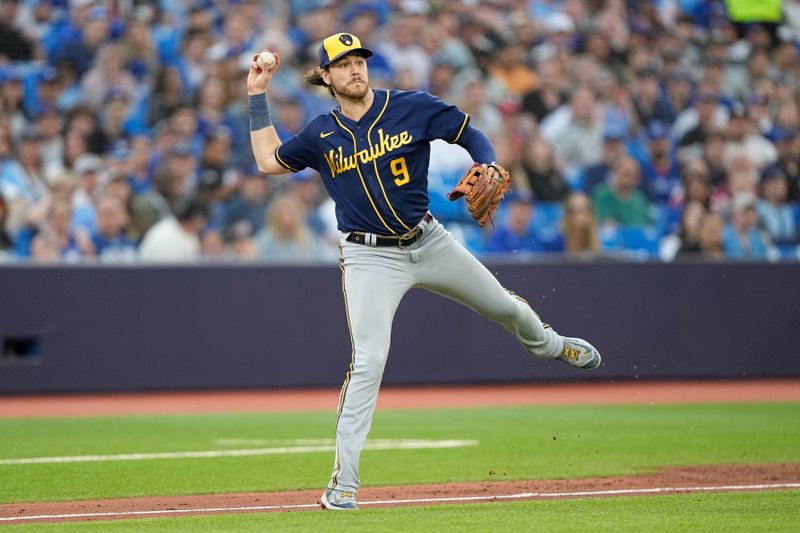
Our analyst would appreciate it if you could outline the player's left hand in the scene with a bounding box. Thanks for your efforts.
[447,162,512,228]
[247,50,282,96]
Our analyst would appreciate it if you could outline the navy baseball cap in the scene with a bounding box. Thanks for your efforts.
[318,33,373,69]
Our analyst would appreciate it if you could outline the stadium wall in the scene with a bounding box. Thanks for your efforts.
[1,263,798,393]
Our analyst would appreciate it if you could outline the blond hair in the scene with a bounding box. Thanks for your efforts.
[563,192,600,255]
[304,67,335,97]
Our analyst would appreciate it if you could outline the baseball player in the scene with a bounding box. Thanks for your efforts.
[247,33,601,511]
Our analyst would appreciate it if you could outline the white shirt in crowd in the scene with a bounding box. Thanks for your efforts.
[138,217,200,263]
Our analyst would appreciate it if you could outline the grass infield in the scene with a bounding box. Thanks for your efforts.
[1,403,799,530]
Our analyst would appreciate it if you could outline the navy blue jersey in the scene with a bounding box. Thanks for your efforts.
[275,89,469,235]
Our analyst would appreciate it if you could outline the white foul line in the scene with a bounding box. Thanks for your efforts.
[1,482,798,522]
[0,440,479,465]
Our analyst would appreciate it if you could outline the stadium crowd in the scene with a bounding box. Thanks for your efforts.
[0,0,799,263]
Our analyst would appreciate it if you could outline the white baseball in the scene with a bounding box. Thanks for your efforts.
[257,51,276,71]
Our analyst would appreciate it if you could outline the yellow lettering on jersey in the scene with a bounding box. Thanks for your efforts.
[324,128,414,178]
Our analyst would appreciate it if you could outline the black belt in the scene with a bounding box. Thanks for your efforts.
[347,213,433,248]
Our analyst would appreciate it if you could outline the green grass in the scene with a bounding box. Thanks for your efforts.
[1,403,799,504]
[4,491,800,532]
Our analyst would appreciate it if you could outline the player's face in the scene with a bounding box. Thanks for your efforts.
[325,53,370,100]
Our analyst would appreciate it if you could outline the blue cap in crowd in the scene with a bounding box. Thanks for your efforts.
[342,2,382,24]
[318,33,373,69]
[761,164,785,183]
[646,121,670,141]
[603,122,627,141]
[729,101,748,119]
[767,126,797,143]
[506,189,533,204]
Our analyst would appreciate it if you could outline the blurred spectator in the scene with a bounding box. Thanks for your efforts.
[457,72,503,138]
[273,93,307,139]
[206,7,256,69]
[0,0,34,61]
[80,42,139,112]
[129,160,186,240]
[637,121,681,203]
[139,198,208,262]
[580,123,629,196]
[148,64,191,127]
[562,191,600,257]
[290,170,333,240]
[592,156,653,228]
[485,190,559,254]
[221,165,270,237]
[665,69,693,121]
[723,101,777,171]
[90,194,137,262]
[427,61,456,101]
[167,104,203,156]
[660,201,706,261]
[677,89,726,163]
[520,58,567,123]
[85,90,133,155]
[516,134,567,202]
[52,58,83,112]
[702,130,730,189]
[200,225,226,259]
[376,14,431,89]
[101,169,133,211]
[0,70,26,137]
[165,142,199,196]
[52,4,111,77]
[673,86,728,145]
[124,135,155,195]
[255,191,331,263]
[767,127,800,201]
[0,192,12,255]
[488,42,537,98]
[630,67,673,126]
[711,155,759,212]
[541,86,604,178]
[756,168,796,245]
[675,158,713,208]
[0,126,48,237]
[30,199,85,261]
[695,211,726,261]
[121,18,159,84]
[722,191,773,260]
[197,128,233,197]
[70,153,103,232]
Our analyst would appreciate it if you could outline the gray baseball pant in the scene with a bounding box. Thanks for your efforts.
[329,216,563,492]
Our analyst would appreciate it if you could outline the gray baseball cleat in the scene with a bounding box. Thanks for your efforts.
[320,487,358,510]
[556,337,602,369]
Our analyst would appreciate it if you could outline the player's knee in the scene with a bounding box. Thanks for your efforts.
[491,300,528,326]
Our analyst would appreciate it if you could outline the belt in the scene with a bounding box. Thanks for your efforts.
[346,213,433,248]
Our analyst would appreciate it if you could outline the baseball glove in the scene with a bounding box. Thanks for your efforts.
[447,163,512,228]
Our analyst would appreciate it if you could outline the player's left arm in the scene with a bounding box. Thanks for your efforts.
[454,124,497,165]
[423,93,498,166]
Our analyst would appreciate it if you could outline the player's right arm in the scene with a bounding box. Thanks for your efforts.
[247,51,291,175]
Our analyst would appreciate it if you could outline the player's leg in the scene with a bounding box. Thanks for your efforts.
[326,243,413,503]
[413,223,599,367]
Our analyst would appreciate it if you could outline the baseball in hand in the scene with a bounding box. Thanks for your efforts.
[257,51,276,71]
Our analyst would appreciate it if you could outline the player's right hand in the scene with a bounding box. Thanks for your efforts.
[247,50,281,96]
